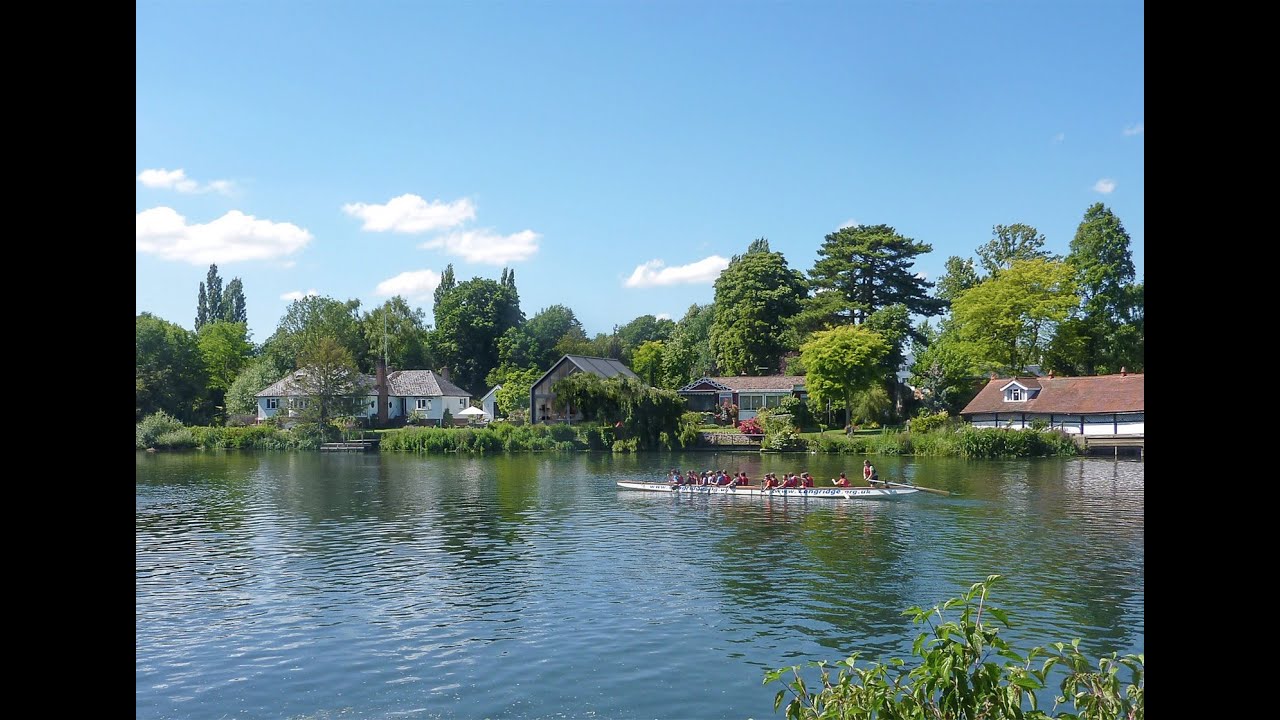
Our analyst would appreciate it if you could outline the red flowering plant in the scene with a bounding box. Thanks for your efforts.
[738,417,763,435]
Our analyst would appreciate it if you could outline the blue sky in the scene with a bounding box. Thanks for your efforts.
[136,2,1144,343]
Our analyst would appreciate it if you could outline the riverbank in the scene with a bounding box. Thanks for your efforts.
[138,411,1080,458]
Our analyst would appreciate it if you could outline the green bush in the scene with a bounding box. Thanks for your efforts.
[867,430,911,456]
[677,412,703,448]
[153,428,197,449]
[611,438,639,453]
[956,428,1078,458]
[767,575,1143,720]
[136,411,185,449]
[910,410,951,434]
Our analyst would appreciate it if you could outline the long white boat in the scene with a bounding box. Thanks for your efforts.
[616,480,918,499]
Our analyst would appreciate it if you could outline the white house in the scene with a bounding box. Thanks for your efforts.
[481,384,502,419]
[255,362,473,426]
[959,371,1144,436]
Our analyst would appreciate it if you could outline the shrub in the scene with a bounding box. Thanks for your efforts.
[136,411,185,449]
[611,438,638,453]
[910,410,951,434]
[153,428,197,449]
[778,396,814,429]
[738,417,764,435]
[678,412,703,448]
[767,575,1144,720]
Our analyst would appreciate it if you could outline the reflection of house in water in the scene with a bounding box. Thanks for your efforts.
[529,355,638,424]
[676,375,807,421]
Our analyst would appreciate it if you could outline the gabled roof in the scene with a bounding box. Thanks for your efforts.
[561,355,639,379]
[256,372,375,397]
[481,385,502,401]
[999,378,1042,391]
[678,375,806,393]
[678,377,734,393]
[386,370,472,398]
[256,369,471,398]
[961,373,1144,415]
[533,354,639,390]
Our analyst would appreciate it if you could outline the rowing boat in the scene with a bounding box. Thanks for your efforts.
[616,480,918,499]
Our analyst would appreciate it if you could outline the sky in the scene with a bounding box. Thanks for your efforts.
[136,2,1144,344]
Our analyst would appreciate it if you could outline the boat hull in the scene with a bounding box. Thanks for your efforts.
[616,481,918,499]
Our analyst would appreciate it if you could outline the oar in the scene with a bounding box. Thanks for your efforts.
[885,480,951,496]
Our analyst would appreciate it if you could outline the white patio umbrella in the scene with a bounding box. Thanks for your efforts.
[456,406,490,419]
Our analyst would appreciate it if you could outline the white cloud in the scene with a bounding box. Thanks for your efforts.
[419,229,541,264]
[136,168,235,195]
[837,218,859,231]
[624,255,730,288]
[1092,178,1117,194]
[1123,122,1144,136]
[343,193,476,233]
[374,270,442,300]
[1052,132,1066,144]
[655,312,672,321]
[136,207,313,264]
[280,289,318,301]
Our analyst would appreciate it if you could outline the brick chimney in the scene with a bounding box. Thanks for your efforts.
[440,365,451,382]
[376,359,388,425]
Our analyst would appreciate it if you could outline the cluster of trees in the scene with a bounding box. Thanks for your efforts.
[136,203,1143,429]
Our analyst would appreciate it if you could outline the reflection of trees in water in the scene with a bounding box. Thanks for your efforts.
[904,457,1144,657]
[696,497,915,659]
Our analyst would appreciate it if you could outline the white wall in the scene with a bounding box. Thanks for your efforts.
[968,412,1143,435]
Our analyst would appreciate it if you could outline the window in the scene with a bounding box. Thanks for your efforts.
[289,398,308,409]
[459,398,466,409]
[1005,387,1025,402]
[765,394,782,408]
[416,398,431,410]
[740,395,763,411]
[266,398,278,409]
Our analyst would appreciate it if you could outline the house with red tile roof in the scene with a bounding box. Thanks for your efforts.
[677,375,807,421]
[959,370,1144,436]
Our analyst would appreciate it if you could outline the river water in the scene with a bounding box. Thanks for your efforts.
[136,451,1144,719]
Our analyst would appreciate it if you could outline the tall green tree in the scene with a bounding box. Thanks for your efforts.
[710,239,807,375]
[295,337,364,426]
[526,304,585,368]
[909,320,984,414]
[1048,203,1143,375]
[204,264,224,323]
[197,321,254,396]
[616,314,676,363]
[225,357,282,416]
[195,282,208,330]
[950,258,1078,374]
[432,273,524,394]
[936,256,980,305]
[433,264,456,308]
[136,313,207,422]
[221,278,247,324]
[263,295,366,374]
[660,303,716,386]
[492,366,544,416]
[809,224,945,325]
[976,223,1053,276]
[799,324,891,427]
[631,340,665,387]
[361,296,432,370]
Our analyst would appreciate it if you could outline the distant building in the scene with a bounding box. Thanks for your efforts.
[959,370,1144,436]
[480,384,502,419]
[677,375,807,421]
[530,355,638,424]
[255,362,472,425]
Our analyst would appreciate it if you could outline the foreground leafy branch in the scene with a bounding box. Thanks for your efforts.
[765,576,1143,719]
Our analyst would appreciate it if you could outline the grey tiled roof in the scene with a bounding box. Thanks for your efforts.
[386,370,472,398]
[256,369,471,398]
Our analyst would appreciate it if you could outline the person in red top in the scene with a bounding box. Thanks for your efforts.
[863,460,880,486]
[833,472,850,487]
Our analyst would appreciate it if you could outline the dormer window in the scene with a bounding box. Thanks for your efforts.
[1005,387,1026,402]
